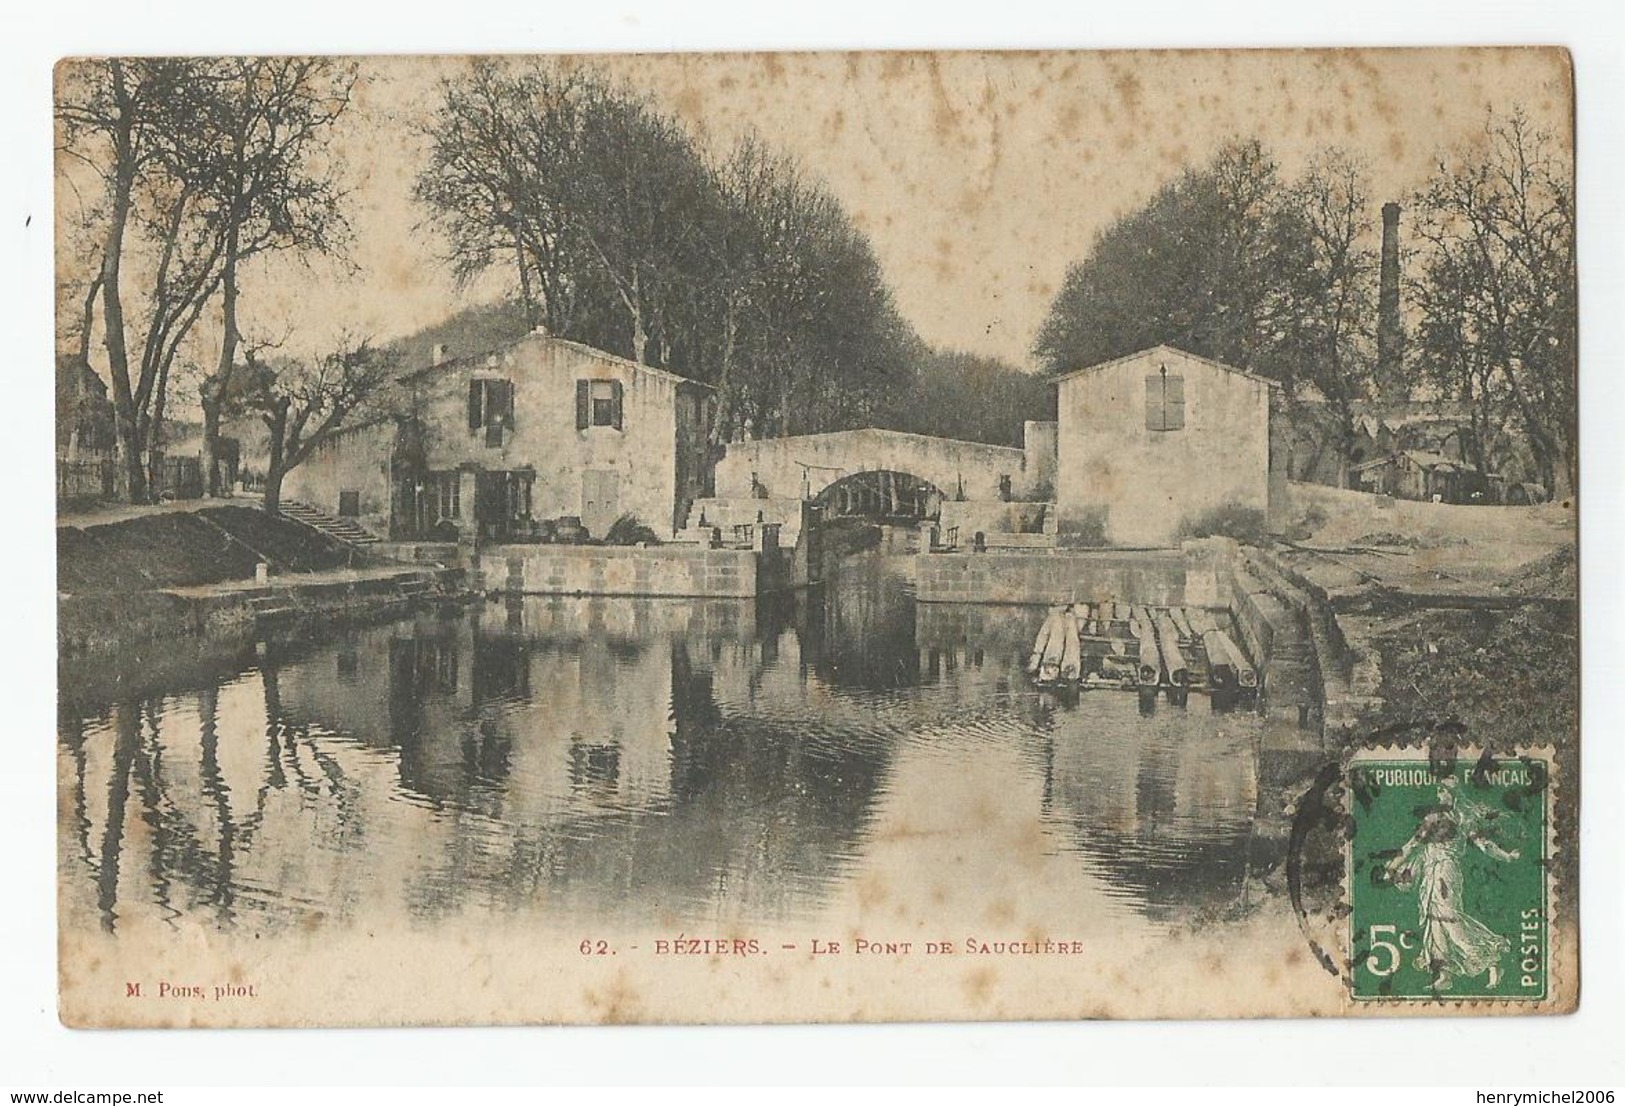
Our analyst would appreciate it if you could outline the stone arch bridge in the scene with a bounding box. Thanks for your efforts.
[714,428,1031,507]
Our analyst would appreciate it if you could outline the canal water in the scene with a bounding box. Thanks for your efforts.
[58,553,1269,940]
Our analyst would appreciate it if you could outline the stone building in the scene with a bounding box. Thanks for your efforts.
[1052,345,1288,546]
[285,331,714,542]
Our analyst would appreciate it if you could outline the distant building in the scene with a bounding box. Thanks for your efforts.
[56,354,115,460]
[1347,449,1547,505]
[285,331,714,542]
[1281,395,1545,500]
[1051,345,1287,546]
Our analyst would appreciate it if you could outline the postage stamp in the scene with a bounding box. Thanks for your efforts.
[1347,747,1553,1002]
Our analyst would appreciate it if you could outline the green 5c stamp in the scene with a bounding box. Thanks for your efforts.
[1348,749,1550,1001]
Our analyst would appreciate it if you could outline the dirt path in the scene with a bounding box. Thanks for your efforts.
[58,490,264,530]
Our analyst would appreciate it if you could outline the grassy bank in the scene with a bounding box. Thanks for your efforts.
[56,503,461,653]
[1273,486,1579,912]
[58,504,360,595]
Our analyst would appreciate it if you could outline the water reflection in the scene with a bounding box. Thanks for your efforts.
[1041,696,1261,920]
[59,553,1269,937]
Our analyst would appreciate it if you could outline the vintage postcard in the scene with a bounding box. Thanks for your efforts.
[53,48,1578,1026]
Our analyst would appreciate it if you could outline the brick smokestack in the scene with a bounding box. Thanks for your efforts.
[1377,201,1404,393]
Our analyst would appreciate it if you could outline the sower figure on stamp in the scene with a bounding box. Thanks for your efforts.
[1384,779,1520,990]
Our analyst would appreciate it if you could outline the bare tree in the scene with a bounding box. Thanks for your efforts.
[415,61,605,337]
[55,58,355,502]
[1277,150,1379,487]
[57,59,209,502]
[242,339,401,512]
[1412,109,1576,496]
[193,58,356,496]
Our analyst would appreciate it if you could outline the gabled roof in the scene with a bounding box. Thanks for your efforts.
[401,330,712,391]
[1400,449,1463,471]
[1050,344,1282,389]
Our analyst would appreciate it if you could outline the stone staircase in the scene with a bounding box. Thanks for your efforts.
[278,500,381,546]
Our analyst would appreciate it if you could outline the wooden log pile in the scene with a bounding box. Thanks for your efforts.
[1026,598,1259,704]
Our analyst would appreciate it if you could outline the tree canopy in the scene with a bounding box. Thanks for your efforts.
[56,57,357,503]
[1033,140,1304,381]
[1033,124,1574,494]
[1410,111,1576,497]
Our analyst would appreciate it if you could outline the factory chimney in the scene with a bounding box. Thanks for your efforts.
[1377,201,1404,398]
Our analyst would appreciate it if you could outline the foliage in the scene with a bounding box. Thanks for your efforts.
[55,58,357,503]
[1410,110,1576,498]
[414,60,919,442]
[1034,140,1381,483]
[386,299,534,371]
[1272,151,1381,486]
[1034,123,1574,504]
[189,58,357,495]
[1282,503,1330,542]
[1173,503,1270,545]
[877,348,1053,447]
[604,514,661,546]
[240,337,402,511]
[1034,140,1303,380]
[58,59,217,502]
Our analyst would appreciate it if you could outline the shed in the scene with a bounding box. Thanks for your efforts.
[1051,345,1287,546]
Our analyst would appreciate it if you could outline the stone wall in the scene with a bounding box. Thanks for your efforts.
[915,548,1193,607]
[679,496,807,546]
[476,543,759,599]
[938,499,1053,537]
[913,539,1248,607]
[285,419,395,536]
[716,428,1025,504]
[1022,420,1058,499]
[370,541,461,565]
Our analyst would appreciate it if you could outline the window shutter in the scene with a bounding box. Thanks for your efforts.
[1165,374,1185,430]
[1145,372,1186,431]
[611,380,624,430]
[576,379,590,430]
[468,380,482,431]
[500,379,516,430]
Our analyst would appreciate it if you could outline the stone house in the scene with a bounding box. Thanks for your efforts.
[1052,345,1288,546]
[285,331,714,542]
